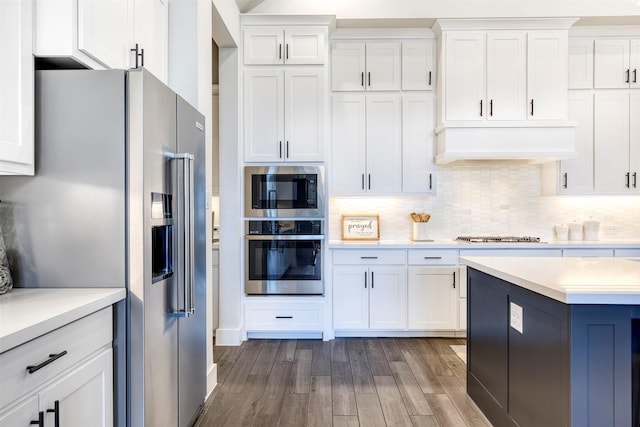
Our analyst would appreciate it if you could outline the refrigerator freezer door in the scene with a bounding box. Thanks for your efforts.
[176,96,206,427]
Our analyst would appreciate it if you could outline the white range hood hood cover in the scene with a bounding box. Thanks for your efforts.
[434,121,576,164]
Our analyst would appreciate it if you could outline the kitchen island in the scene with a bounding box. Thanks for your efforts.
[461,256,640,427]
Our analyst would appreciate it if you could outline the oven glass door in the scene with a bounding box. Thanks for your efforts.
[246,237,323,295]
[251,174,318,210]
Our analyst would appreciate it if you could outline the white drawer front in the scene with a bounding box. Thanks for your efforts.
[408,250,458,265]
[245,302,324,331]
[0,307,112,409]
[563,248,614,257]
[332,250,406,265]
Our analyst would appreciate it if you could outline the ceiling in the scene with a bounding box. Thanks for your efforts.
[235,0,640,27]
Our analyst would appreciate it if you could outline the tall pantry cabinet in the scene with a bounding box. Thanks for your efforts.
[330,30,437,196]
[242,18,329,163]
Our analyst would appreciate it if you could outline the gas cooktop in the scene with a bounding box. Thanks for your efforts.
[455,236,543,243]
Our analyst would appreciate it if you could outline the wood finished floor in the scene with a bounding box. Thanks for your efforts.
[194,337,492,427]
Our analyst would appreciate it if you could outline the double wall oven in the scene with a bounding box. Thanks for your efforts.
[244,166,325,295]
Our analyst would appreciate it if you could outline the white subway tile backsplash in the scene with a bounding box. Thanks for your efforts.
[329,162,640,241]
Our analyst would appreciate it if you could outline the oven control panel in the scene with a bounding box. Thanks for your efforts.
[246,220,323,235]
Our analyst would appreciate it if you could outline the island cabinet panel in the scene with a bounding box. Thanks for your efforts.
[467,268,510,421]
[508,284,570,427]
[570,306,635,427]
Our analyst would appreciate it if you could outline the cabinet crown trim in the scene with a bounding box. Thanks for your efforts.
[331,28,435,40]
[433,18,578,34]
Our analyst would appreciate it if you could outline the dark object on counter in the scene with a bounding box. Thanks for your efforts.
[0,226,12,294]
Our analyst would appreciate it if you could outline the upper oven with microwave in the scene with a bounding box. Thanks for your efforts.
[244,166,324,218]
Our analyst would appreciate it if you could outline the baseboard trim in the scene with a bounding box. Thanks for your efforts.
[215,328,243,346]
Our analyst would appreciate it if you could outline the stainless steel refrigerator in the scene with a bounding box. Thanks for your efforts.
[0,69,207,427]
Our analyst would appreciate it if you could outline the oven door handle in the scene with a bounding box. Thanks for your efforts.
[245,234,325,241]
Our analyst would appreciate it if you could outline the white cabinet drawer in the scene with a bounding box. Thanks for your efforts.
[245,301,324,331]
[459,248,563,257]
[615,249,640,257]
[332,249,406,265]
[408,250,458,265]
[0,307,112,409]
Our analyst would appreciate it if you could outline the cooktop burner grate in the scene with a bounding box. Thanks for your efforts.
[455,236,542,243]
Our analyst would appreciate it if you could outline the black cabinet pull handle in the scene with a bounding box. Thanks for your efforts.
[286,141,289,158]
[626,172,630,188]
[626,69,630,83]
[424,256,442,260]
[368,174,371,190]
[479,100,483,117]
[26,351,68,374]
[563,172,568,189]
[428,71,432,86]
[634,172,637,188]
[364,271,367,288]
[30,412,44,426]
[368,72,371,87]
[634,69,637,83]
[371,271,375,288]
[361,173,365,190]
[361,72,364,87]
[279,141,282,159]
[275,316,293,319]
[47,400,60,427]
[130,43,144,69]
[361,256,378,259]
[429,173,432,190]
[452,271,456,288]
[489,99,493,116]
[286,44,289,60]
[279,44,282,60]
[530,99,534,116]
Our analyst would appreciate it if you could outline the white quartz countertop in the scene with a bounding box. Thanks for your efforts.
[328,239,640,249]
[461,256,640,305]
[0,288,126,353]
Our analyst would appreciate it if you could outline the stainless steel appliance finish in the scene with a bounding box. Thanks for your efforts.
[0,69,206,427]
[455,236,543,243]
[244,165,324,218]
[245,220,324,295]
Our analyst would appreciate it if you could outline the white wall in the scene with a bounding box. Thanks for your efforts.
[329,162,640,241]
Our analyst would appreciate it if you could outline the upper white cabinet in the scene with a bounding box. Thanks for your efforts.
[402,94,436,195]
[594,90,640,194]
[331,42,401,91]
[568,37,594,89]
[0,0,34,175]
[442,29,567,122]
[33,0,168,82]
[243,26,326,65]
[401,40,435,90]
[594,39,640,89]
[244,68,324,162]
[331,94,401,195]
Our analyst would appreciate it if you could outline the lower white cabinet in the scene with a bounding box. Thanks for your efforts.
[0,308,114,427]
[245,299,324,332]
[407,266,458,330]
[333,265,407,330]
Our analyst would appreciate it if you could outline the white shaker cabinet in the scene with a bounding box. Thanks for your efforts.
[0,0,34,175]
[333,265,407,331]
[331,42,401,91]
[442,29,568,122]
[244,68,324,162]
[401,40,435,91]
[568,37,594,89]
[332,250,407,331]
[594,91,640,194]
[0,307,114,427]
[402,94,436,195]
[331,94,401,195]
[594,39,640,89]
[131,0,168,83]
[555,90,594,194]
[407,266,458,330]
[243,26,325,65]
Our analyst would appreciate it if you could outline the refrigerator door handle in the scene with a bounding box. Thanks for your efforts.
[171,152,196,317]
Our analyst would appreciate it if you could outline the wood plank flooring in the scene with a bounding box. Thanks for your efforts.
[194,337,492,427]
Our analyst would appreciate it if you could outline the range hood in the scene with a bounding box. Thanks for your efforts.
[434,121,576,164]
